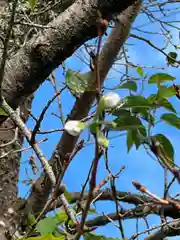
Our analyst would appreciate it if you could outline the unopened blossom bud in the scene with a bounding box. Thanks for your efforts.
[102,92,121,109]
[64,120,86,136]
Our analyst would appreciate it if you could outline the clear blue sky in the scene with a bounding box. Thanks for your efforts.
[18,3,180,239]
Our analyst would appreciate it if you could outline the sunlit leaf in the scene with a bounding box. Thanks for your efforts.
[37,217,58,235]
[151,134,174,167]
[56,209,68,224]
[113,115,142,130]
[66,69,94,93]
[84,232,120,240]
[148,95,176,113]
[148,73,175,84]
[158,85,176,99]
[161,113,180,129]
[136,66,144,76]
[121,96,151,109]
[119,81,137,92]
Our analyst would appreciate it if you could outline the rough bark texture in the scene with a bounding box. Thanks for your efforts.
[2,0,136,110]
[48,190,180,220]
[0,96,33,240]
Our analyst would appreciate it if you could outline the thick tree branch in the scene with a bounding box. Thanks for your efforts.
[2,0,135,110]
[48,190,180,220]
[144,219,180,240]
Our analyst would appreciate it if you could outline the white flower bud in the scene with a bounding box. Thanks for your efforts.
[64,120,86,136]
[102,92,120,109]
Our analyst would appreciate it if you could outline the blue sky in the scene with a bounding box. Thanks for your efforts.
[18,3,180,240]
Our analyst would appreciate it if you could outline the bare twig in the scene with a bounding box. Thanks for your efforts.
[75,139,102,239]
[31,87,66,143]
[2,97,56,186]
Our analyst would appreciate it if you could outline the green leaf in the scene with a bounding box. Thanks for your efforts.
[113,115,142,131]
[136,66,144,76]
[148,73,175,84]
[119,81,137,92]
[148,95,176,113]
[138,109,154,125]
[129,127,147,150]
[166,52,178,66]
[126,130,134,152]
[112,109,132,118]
[66,69,94,93]
[55,209,68,224]
[151,134,174,167]
[131,107,154,125]
[84,232,119,240]
[121,96,151,109]
[29,0,36,9]
[0,108,8,116]
[161,113,180,129]
[37,217,58,235]
[156,98,176,113]
[158,86,176,99]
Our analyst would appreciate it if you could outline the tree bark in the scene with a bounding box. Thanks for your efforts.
[0,96,33,240]
[2,0,135,110]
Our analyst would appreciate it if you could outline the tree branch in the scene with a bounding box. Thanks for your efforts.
[2,0,135,111]
[47,190,180,220]
[143,219,180,240]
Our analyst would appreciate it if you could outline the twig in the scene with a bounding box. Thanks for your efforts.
[164,176,176,198]
[111,177,125,239]
[31,87,66,143]
[75,139,102,239]
[2,98,56,187]
[130,33,180,65]
[132,180,169,205]
[0,126,18,148]
[55,140,84,191]
[37,128,63,134]
[130,218,180,240]
[50,72,65,125]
